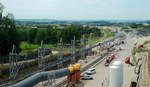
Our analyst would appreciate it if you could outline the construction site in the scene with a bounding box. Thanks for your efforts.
[0,29,148,87]
[1,0,150,87]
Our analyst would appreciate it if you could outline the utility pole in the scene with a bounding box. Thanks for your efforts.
[38,40,45,70]
[38,40,46,86]
[57,38,63,69]
[71,36,76,64]
[88,33,92,56]
[80,35,87,62]
[9,45,19,81]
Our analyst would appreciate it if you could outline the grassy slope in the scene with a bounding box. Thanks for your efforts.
[89,29,115,45]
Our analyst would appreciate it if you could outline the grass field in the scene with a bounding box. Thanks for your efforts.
[19,29,115,53]
[89,29,115,45]
[19,42,57,53]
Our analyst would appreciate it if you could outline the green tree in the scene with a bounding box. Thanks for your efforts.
[34,29,46,43]
[27,28,38,43]
[0,3,19,56]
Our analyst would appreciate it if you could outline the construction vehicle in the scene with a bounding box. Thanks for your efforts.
[105,53,116,66]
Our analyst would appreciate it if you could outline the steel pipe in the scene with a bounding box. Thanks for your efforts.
[10,68,69,87]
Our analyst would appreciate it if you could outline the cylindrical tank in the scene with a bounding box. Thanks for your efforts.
[112,61,123,84]
[109,65,122,87]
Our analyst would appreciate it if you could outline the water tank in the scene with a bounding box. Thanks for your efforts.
[112,61,123,84]
[109,65,122,87]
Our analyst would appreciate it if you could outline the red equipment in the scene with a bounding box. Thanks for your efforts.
[67,74,72,83]
[75,71,81,80]
[125,57,130,64]
[67,71,81,83]
[105,53,116,66]
[109,54,115,59]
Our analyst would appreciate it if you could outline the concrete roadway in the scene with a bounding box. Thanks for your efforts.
[82,57,109,87]
[82,33,136,87]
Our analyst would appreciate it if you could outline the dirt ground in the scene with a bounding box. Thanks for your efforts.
[133,36,150,87]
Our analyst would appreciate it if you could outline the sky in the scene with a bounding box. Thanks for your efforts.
[0,0,150,20]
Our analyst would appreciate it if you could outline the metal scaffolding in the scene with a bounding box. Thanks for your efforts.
[9,45,19,81]
[88,33,92,56]
[38,40,45,69]
[57,38,64,69]
[10,32,125,87]
[71,36,76,64]
[80,35,87,62]
[47,72,56,87]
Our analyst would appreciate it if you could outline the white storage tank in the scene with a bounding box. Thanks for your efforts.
[109,65,122,87]
[112,61,123,84]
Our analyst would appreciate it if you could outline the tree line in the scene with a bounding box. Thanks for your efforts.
[0,3,20,56]
[0,3,102,56]
[18,25,102,44]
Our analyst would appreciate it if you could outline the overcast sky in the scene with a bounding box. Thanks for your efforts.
[1,0,150,20]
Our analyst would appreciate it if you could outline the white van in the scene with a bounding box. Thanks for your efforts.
[85,68,96,75]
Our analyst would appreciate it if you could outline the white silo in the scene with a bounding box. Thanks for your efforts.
[112,61,123,84]
[109,66,122,87]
